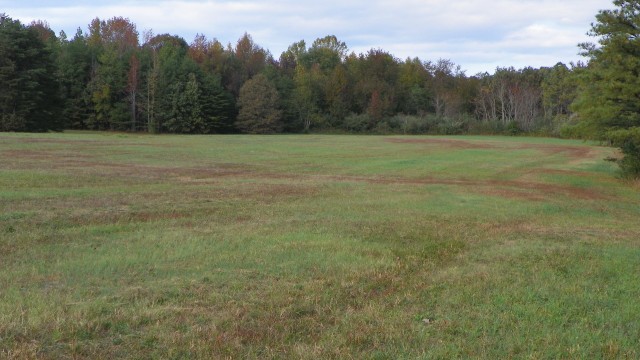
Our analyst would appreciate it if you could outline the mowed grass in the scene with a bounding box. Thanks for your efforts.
[1,132,639,359]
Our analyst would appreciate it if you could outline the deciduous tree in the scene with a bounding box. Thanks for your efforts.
[236,74,283,133]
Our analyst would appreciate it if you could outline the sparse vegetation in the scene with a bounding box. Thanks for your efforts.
[2,132,639,358]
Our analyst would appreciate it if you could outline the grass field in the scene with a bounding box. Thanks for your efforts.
[1,132,639,359]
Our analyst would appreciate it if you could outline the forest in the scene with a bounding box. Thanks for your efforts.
[0,0,639,176]
[0,13,584,135]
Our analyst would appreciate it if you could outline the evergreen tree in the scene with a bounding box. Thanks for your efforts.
[0,14,61,131]
[541,63,577,122]
[574,0,640,135]
[200,72,236,133]
[165,72,204,133]
[143,34,190,133]
[58,28,92,129]
[573,0,640,177]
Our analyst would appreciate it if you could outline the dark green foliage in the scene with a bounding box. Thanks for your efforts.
[0,14,61,131]
[571,0,640,177]
[85,17,139,131]
[607,127,640,178]
[300,35,346,71]
[202,74,236,133]
[397,57,433,115]
[342,113,370,133]
[350,49,400,129]
[164,73,204,133]
[505,121,522,136]
[573,1,640,137]
[139,33,233,134]
[235,74,283,134]
[163,70,233,134]
[57,28,92,129]
[88,46,129,130]
[263,64,298,132]
[541,62,580,131]
[1,14,568,135]
[148,34,191,133]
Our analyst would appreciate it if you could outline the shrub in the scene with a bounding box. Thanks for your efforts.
[342,113,370,133]
[467,120,505,135]
[505,121,522,136]
[373,121,393,134]
[606,127,640,179]
[387,114,432,134]
[435,117,468,135]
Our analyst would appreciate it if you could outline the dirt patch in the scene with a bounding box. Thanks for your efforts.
[488,179,605,201]
[478,187,549,202]
[385,137,499,149]
[480,221,639,244]
[386,137,597,161]
[220,171,607,201]
[1,149,102,172]
[0,136,84,145]
[3,151,253,181]
[234,169,608,201]
[166,164,255,181]
[300,174,607,201]
[513,143,593,160]
[4,136,146,147]
[532,168,593,176]
[2,150,58,158]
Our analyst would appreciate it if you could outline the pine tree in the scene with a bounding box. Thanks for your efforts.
[0,14,61,131]
[573,0,640,177]
[58,28,92,129]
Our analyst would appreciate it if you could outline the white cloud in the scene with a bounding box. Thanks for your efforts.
[0,0,613,73]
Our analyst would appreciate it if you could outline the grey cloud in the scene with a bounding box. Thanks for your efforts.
[1,0,612,73]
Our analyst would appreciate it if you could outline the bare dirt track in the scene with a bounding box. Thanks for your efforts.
[385,136,593,159]
[383,137,606,200]
[385,137,498,149]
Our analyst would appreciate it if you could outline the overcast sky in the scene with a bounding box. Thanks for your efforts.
[2,0,613,74]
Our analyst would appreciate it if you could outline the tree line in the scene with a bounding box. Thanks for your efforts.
[1,0,640,177]
[0,13,581,136]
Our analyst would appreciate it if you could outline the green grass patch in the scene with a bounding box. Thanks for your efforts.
[1,132,639,358]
